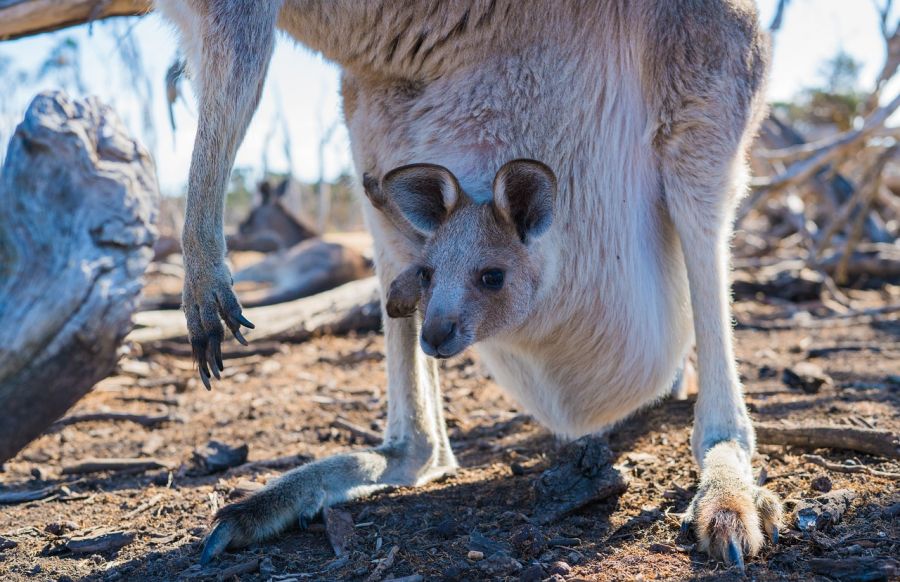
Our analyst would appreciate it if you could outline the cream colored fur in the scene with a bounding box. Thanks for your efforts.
[155,0,782,568]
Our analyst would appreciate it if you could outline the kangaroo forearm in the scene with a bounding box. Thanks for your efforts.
[181,3,280,263]
[181,117,241,261]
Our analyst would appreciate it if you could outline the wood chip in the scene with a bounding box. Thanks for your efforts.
[365,545,399,582]
[532,436,627,524]
[66,530,135,553]
[782,362,832,393]
[124,493,164,520]
[216,558,259,580]
[795,489,856,532]
[0,485,57,505]
[324,507,355,557]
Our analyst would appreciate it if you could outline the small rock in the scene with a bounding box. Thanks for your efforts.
[510,461,526,476]
[548,560,571,576]
[30,466,48,481]
[810,474,832,493]
[567,551,582,565]
[510,524,547,559]
[0,535,17,550]
[119,359,153,378]
[260,360,282,375]
[44,521,78,536]
[467,550,484,561]
[479,553,522,576]
[191,440,248,474]
[783,363,831,394]
[648,543,674,553]
[442,563,469,581]
[468,531,511,556]
[259,556,275,577]
[433,517,460,539]
[882,502,900,519]
[519,563,545,582]
[758,365,778,379]
[624,452,659,465]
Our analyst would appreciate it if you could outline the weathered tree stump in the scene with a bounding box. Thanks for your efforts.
[0,91,158,463]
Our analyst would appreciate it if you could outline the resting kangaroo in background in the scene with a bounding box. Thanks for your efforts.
[156,0,782,568]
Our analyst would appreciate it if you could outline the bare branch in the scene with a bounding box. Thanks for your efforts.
[769,0,791,33]
[0,0,151,42]
[749,92,900,194]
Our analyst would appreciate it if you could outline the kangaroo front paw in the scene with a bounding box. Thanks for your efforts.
[682,443,783,571]
[182,262,254,389]
[200,479,325,564]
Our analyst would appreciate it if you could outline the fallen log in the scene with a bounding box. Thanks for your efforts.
[50,412,175,430]
[61,458,168,475]
[131,276,382,346]
[755,423,900,460]
[0,0,151,41]
[809,557,899,582]
[0,92,158,464]
[233,238,372,308]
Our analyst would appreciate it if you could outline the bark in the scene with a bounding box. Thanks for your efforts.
[0,91,158,463]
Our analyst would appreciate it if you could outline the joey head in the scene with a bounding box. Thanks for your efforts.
[370,160,556,358]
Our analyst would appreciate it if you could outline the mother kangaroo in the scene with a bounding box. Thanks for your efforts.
[156,0,780,568]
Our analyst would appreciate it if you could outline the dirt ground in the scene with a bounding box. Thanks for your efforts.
[0,286,898,581]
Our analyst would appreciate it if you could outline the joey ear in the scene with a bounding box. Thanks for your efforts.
[385,265,422,318]
[492,159,557,243]
[381,164,461,235]
[258,181,272,204]
[275,178,289,198]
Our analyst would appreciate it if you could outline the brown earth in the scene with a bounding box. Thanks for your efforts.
[0,289,898,582]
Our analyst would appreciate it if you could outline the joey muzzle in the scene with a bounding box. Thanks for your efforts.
[420,314,461,358]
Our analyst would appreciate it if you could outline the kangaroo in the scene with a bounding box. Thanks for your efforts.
[156,0,781,568]
[226,178,318,253]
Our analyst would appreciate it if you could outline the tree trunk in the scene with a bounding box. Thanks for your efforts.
[0,0,151,41]
[0,91,158,464]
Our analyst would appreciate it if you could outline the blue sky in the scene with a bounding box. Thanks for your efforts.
[0,0,897,195]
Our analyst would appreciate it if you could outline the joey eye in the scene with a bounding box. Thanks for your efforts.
[417,267,432,286]
[480,269,505,290]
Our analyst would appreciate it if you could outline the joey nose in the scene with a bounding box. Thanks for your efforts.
[421,317,457,357]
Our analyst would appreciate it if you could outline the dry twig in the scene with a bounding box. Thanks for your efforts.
[803,454,900,480]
